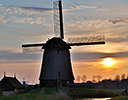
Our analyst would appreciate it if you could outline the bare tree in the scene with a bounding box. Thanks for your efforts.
[96,75,102,82]
[92,75,96,83]
[82,75,87,83]
[126,74,128,79]
[121,74,125,80]
[114,74,120,81]
[76,76,81,83]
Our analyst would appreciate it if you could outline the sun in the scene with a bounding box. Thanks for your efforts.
[103,58,114,66]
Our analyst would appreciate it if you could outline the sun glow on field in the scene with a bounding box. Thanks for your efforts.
[103,58,114,67]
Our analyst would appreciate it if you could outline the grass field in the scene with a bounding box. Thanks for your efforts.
[69,88,122,98]
[69,88,128,99]
[0,88,72,100]
[0,88,128,100]
[0,89,40,100]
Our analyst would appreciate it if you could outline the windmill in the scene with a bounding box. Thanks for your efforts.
[22,0,105,87]
[22,78,29,87]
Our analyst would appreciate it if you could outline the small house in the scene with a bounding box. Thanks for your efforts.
[0,75,24,96]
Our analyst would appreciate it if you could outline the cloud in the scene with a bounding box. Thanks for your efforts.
[66,18,128,44]
[66,17,128,30]
[107,37,128,43]
[80,5,97,9]
[1,20,7,23]
[109,18,128,24]
[0,5,52,17]
[109,52,128,58]
[0,15,48,24]
[66,19,110,29]
[70,5,110,13]
[19,6,53,14]
[96,8,109,11]
[0,15,3,21]
[71,5,97,10]
[0,4,70,24]
[71,52,106,61]
[0,49,128,65]
[0,4,2,6]
[8,5,53,14]
[0,5,53,24]
[71,52,128,61]
[0,50,42,64]
[71,5,81,9]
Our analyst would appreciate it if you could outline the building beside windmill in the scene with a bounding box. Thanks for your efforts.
[0,73,24,96]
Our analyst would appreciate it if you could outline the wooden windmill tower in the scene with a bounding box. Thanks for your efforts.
[22,0,105,87]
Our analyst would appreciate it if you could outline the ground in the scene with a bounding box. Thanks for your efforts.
[0,88,128,100]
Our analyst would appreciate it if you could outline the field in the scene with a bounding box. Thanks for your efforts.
[0,88,128,100]
[69,88,122,98]
[0,88,72,100]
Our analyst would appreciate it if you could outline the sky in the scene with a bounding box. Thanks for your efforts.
[0,0,128,84]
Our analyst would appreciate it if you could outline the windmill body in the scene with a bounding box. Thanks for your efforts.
[22,0,105,87]
[39,37,74,87]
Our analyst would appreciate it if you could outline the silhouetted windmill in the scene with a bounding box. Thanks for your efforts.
[22,0,105,87]
[22,78,29,87]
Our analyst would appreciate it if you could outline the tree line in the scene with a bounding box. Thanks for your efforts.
[76,74,128,83]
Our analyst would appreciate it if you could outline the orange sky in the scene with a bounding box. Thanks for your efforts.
[0,52,128,84]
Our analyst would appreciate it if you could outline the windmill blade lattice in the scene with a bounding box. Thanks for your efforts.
[22,47,43,53]
[67,35,105,46]
[22,43,45,53]
[53,1,60,37]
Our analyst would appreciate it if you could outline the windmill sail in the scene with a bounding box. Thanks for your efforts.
[22,43,45,53]
[59,0,64,39]
[22,47,43,53]
[53,0,64,39]
[67,35,105,46]
[53,1,60,36]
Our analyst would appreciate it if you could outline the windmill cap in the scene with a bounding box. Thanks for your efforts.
[43,37,71,49]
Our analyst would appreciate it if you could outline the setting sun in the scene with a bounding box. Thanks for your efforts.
[103,58,114,66]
